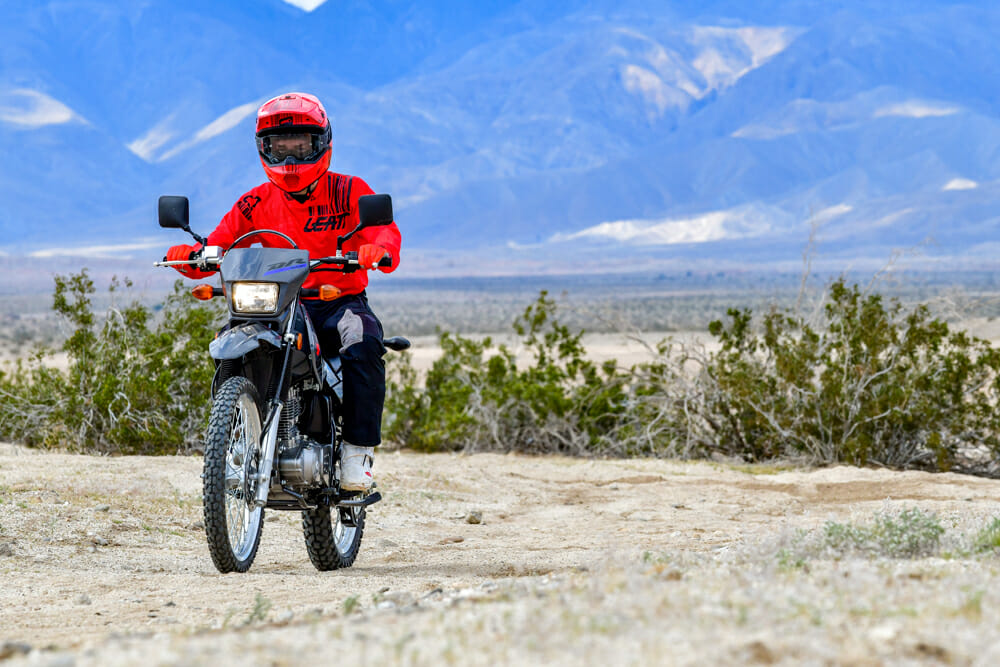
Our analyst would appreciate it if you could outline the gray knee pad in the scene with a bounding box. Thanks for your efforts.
[336,309,364,354]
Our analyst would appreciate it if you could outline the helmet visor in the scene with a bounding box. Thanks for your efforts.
[257,130,329,165]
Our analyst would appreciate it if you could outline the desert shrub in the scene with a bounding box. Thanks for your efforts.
[385,291,628,453]
[821,508,946,558]
[972,518,1000,553]
[682,279,1000,468]
[385,280,1000,470]
[0,270,223,454]
[772,507,947,562]
[4,270,999,471]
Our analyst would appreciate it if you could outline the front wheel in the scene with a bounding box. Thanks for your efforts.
[302,504,365,571]
[203,376,265,573]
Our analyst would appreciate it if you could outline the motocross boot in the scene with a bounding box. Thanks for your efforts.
[340,443,374,491]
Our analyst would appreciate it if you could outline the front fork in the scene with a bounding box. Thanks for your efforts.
[253,400,283,508]
[251,321,300,508]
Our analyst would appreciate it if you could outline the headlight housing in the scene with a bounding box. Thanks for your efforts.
[231,282,279,314]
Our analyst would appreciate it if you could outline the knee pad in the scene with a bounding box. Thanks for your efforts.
[336,309,364,354]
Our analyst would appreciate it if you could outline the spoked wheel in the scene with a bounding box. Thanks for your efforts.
[302,501,365,571]
[202,376,265,573]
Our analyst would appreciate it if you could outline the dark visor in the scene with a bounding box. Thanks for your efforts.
[256,127,329,165]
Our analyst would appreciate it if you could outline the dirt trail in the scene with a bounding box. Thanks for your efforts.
[3,444,1000,665]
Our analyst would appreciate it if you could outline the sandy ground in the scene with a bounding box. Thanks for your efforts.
[3,444,1000,665]
[3,319,1000,664]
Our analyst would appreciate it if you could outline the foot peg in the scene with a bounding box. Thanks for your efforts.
[384,336,410,351]
[336,491,382,508]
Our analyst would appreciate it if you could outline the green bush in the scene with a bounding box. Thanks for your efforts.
[821,508,945,558]
[385,281,1000,471]
[4,271,999,472]
[0,270,223,454]
[385,291,628,454]
[693,279,1000,468]
[972,518,1000,553]
[773,507,947,562]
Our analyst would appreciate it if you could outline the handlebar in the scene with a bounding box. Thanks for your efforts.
[155,248,392,272]
[154,257,222,269]
[154,245,224,270]
[310,251,393,271]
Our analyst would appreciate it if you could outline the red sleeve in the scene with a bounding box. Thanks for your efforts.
[353,178,402,273]
[165,195,251,279]
[206,195,254,249]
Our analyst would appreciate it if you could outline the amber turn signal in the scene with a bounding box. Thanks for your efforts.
[318,284,341,301]
[191,284,216,300]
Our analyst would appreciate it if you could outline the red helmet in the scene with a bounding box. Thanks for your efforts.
[255,92,332,193]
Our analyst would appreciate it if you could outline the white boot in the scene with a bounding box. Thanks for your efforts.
[340,443,374,491]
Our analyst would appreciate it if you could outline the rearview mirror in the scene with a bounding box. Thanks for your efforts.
[357,194,393,229]
[158,196,190,229]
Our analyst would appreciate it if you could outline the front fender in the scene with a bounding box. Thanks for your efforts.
[209,322,283,360]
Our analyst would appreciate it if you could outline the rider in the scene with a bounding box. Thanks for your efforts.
[165,92,401,492]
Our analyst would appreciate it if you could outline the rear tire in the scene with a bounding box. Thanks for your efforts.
[302,504,365,571]
[203,376,264,573]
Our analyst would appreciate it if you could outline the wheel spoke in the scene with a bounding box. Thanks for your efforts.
[220,391,262,561]
[204,377,265,572]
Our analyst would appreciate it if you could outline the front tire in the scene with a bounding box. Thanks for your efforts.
[203,376,265,573]
[302,504,365,571]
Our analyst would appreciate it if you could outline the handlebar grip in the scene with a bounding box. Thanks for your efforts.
[378,255,393,268]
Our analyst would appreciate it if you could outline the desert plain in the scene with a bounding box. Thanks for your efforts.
[3,278,1000,665]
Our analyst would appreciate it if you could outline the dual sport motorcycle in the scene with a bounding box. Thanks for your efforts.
[155,193,408,573]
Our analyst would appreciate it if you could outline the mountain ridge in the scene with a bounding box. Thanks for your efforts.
[1,0,997,274]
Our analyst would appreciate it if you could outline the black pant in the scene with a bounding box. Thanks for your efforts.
[302,292,386,448]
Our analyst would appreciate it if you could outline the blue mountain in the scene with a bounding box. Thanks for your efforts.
[1,0,997,273]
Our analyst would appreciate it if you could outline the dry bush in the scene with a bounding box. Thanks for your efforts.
[385,280,1000,473]
[0,271,223,453]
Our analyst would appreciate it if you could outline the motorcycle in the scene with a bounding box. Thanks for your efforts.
[155,193,409,573]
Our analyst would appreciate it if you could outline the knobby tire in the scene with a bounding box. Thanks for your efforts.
[302,504,365,571]
[203,376,264,573]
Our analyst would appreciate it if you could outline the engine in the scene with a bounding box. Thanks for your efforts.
[275,388,330,488]
[277,440,329,488]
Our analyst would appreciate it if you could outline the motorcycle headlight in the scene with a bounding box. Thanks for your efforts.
[231,282,279,314]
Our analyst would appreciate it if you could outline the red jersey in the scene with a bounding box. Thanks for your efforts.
[206,172,402,295]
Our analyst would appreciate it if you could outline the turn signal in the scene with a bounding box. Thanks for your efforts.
[191,284,216,300]
[318,284,342,301]
[296,333,303,350]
